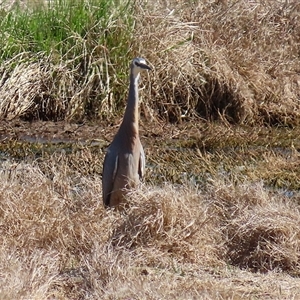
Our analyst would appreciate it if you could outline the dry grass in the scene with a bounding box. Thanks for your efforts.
[0,0,299,299]
[0,47,124,122]
[134,0,300,125]
[0,154,300,299]
[0,55,70,120]
[0,0,299,124]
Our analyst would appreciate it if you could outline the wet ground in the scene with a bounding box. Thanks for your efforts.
[0,118,298,190]
[0,119,108,145]
[0,118,182,144]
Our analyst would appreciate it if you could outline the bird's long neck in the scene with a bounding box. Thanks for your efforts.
[121,70,140,131]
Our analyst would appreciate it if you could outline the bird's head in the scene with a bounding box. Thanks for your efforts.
[131,57,151,78]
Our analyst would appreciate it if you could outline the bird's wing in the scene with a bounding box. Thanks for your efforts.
[138,146,145,179]
[102,148,119,206]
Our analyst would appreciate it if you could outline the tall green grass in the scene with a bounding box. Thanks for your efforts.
[0,0,135,121]
[0,0,133,61]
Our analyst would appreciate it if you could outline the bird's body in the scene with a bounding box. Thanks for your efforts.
[102,58,151,208]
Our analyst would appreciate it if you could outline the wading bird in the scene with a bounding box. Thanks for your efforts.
[102,57,151,208]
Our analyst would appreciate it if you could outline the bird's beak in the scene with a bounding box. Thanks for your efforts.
[137,62,152,71]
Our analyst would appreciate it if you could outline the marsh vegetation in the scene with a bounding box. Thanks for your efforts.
[0,0,299,299]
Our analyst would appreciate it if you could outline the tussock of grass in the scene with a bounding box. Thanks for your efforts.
[212,181,300,275]
[111,185,220,266]
[0,156,300,298]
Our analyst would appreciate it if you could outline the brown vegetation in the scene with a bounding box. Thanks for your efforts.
[0,0,300,299]
[135,0,300,125]
[0,156,300,299]
[0,118,299,298]
[0,0,300,125]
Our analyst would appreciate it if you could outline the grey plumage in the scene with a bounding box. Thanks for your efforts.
[102,57,151,208]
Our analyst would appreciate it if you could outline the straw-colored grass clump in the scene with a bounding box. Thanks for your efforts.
[0,156,300,299]
[213,182,300,275]
[111,185,219,266]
